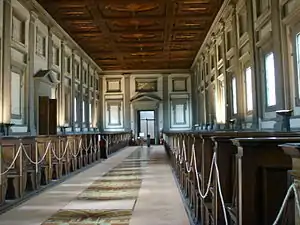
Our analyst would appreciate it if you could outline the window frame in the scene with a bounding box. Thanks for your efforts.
[258,38,277,112]
[216,73,226,123]
[263,51,277,109]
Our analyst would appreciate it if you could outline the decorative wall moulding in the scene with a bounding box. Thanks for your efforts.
[106,78,121,92]
[172,78,187,92]
[135,79,158,92]
[104,94,123,100]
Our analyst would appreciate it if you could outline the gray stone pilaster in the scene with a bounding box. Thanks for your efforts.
[191,71,197,127]
[27,11,37,134]
[87,65,91,131]
[79,59,84,131]
[162,75,169,131]
[60,41,65,127]
[124,74,131,131]
[246,0,259,129]
[2,0,12,123]
[271,0,285,110]
[71,51,75,131]
[92,70,96,129]
[98,76,103,131]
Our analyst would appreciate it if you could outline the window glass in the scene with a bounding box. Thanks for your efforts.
[245,67,253,111]
[74,97,77,122]
[296,33,300,98]
[265,52,276,106]
[232,77,238,114]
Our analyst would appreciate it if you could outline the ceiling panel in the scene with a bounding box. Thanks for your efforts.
[37,0,223,70]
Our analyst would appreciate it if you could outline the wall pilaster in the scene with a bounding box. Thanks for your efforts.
[27,11,38,134]
[2,0,12,123]
[124,74,131,131]
[162,75,169,131]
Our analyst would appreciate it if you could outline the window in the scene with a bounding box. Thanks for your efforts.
[82,101,85,123]
[216,77,226,123]
[232,77,238,114]
[74,97,77,122]
[89,102,92,125]
[296,33,300,98]
[264,52,276,106]
[245,67,253,111]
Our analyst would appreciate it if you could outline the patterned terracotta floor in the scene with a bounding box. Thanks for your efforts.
[42,149,144,224]
[0,146,189,225]
[42,209,132,225]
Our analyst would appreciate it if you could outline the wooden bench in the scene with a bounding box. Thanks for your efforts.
[1,137,27,199]
[0,143,7,205]
[0,132,130,208]
[164,131,300,225]
[211,133,300,224]
[231,137,300,225]
[279,143,300,225]
[35,136,52,185]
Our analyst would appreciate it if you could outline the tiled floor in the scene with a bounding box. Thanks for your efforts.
[0,146,189,225]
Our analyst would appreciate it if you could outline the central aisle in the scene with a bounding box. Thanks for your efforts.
[0,146,189,225]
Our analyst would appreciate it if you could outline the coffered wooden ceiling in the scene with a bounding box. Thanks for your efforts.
[37,0,223,71]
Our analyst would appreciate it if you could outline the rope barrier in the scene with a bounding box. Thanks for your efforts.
[172,135,300,225]
[272,183,300,225]
[0,137,96,176]
[0,145,22,176]
[22,141,52,165]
